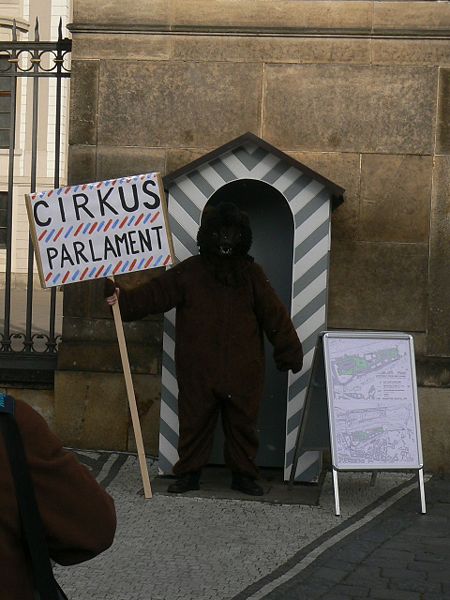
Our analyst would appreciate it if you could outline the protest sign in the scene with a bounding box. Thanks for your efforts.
[25,172,175,288]
[25,172,175,500]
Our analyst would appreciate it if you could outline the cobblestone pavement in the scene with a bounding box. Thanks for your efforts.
[53,451,448,600]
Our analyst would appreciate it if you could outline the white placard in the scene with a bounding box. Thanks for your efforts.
[323,332,423,470]
[25,172,175,289]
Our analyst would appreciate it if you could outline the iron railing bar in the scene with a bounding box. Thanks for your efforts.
[0,22,71,378]
[2,43,18,352]
[0,72,70,79]
[24,19,40,353]
[48,27,64,349]
[0,41,72,52]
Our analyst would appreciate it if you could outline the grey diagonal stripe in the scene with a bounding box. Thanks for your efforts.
[293,254,328,299]
[232,146,269,170]
[162,349,177,380]
[188,170,215,199]
[285,444,301,471]
[169,217,198,255]
[287,406,305,436]
[169,184,202,223]
[283,174,310,201]
[287,331,323,401]
[294,189,329,228]
[285,451,321,480]
[261,160,291,184]
[164,319,176,342]
[210,158,236,182]
[161,383,178,414]
[288,369,311,402]
[157,450,176,475]
[294,220,330,264]
[293,289,327,330]
[302,326,326,356]
[159,418,179,450]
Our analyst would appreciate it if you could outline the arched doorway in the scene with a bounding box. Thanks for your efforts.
[206,179,294,468]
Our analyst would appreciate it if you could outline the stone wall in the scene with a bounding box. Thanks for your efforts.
[55,0,450,470]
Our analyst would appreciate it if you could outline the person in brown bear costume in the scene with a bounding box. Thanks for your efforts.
[105,202,303,496]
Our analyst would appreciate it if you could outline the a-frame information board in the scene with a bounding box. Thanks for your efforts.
[290,331,426,516]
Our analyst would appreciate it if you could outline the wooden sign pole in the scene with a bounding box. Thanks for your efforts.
[111,300,152,499]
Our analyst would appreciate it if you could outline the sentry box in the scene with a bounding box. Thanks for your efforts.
[159,132,344,482]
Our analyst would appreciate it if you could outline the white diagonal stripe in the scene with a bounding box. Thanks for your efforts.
[297,201,330,243]
[163,332,175,359]
[160,400,179,435]
[294,236,329,279]
[165,308,176,328]
[172,234,192,262]
[199,164,229,190]
[176,175,210,210]
[164,308,177,327]
[221,151,251,178]
[270,166,301,191]
[246,152,280,180]
[283,450,320,480]
[289,180,325,216]
[287,388,307,422]
[294,270,327,306]
[169,197,199,241]
[296,306,327,343]
[158,434,179,465]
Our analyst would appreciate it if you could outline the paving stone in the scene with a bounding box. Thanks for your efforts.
[368,588,421,600]
[345,566,382,586]
[380,567,427,581]
[363,556,409,569]
[427,570,450,584]
[323,583,370,598]
[49,455,450,600]
[390,579,443,595]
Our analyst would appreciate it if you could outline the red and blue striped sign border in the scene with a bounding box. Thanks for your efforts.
[37,210,161,244]
[45,254,172,286]
[29,173,157,202]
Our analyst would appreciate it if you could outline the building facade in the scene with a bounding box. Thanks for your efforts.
[50,0,450,472]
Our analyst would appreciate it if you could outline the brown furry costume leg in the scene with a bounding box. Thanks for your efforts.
[172,383,221,476]
[172,385,262,480]
[221,389,261,479]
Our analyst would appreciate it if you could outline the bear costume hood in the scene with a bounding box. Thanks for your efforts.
[196,202,254,287]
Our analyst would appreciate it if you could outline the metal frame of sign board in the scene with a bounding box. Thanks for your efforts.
[322,331,426,516]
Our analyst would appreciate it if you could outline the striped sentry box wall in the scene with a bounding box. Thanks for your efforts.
[159,133,344,481]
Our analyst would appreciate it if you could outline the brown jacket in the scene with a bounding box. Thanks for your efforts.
[0,399,116,599]
[116,255,303,394]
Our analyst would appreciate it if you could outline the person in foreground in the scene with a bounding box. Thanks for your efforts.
[0,397,117,600]
[105,202,303,496]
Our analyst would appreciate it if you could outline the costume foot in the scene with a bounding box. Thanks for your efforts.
[231,473,264,496]
[167,472,200,494]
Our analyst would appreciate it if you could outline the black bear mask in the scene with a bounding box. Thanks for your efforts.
[196,202,253,287]
[197,202,252,258]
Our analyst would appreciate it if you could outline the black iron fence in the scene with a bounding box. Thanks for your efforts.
[0,19,71,385]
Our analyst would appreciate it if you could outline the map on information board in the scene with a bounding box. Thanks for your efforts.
[323,334,422,470]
